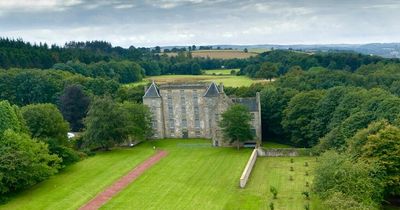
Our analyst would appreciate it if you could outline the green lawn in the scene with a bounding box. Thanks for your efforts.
[204,69,238,75]
[0,147,155,210]
[2,139,320,210]
[126,74,268,87]
[102,139,252,209]
[263,141,292,149]
[233,157,321,210]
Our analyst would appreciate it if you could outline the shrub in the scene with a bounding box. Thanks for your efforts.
[304,162,309,167]
[304,203,310,210]
[290,166,294,171]
[0,130,61,196]
[269,202,274,210]
[302,191,310,200]
[270,186,278,199]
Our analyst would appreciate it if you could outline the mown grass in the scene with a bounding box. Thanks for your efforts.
[102,139,252,209]
[127,74,267,87]
[233,157,321,210]
[0,147,155,210]
[2,139,321,210]
[103,140,320,210]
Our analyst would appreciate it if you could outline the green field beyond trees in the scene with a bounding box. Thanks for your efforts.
[127,74,266,87]
[1,139,319,210]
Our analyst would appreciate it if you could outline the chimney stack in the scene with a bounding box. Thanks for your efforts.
[219,83,224,93]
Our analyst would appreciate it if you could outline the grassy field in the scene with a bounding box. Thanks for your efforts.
[0,147,155,210]
[234,157,321,210]
[2,139,321,210]
[203,69,238,75]
[128,74,268,87]
[164,50,258,59]
[191,50,258,59]
[102,139,252,209]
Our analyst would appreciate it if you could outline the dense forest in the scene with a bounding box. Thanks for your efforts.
[0,39,399,208]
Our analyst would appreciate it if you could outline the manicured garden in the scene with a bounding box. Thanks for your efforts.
[0,147,155,210]
[232,157,321,210]
[1,139,321,210]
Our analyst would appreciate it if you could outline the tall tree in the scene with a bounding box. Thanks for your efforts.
[120,102,153,142]
[21,103,69,145]
[256,62,278,81]
[59,85,90,132]
[219,104,253,149]
[0,130,61,196]
[0,100,22,135]
[82,97,126,150]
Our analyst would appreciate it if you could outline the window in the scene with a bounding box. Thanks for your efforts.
[169,119,175,129]
[195,130,201,137]
[195,119,200,128]
[182,118,187,128]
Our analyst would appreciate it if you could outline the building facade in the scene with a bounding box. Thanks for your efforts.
[143,82,262,146]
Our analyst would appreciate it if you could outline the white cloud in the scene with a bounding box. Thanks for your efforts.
[0,0,82,12]
[114,4,135,9]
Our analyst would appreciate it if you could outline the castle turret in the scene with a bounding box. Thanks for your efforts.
[143,81,164,138]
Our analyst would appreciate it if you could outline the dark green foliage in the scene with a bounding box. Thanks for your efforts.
[282,90,326,147]
[270,186,278,199]
[322,192,374,210]
[59,85,90,132]
[304,203,310,210]
[302,191,310,200]
[48,144,82,167]
[269,202,274,210]
[120,102,153,142]
[0,100,22,135]
[219,104,253,149]
[313,151,384,208]
[116,85,146,103]
[260,86,298,140]
[83,97,126,150]
[347,121,400,196]
[21,103,69,144]
[0,69,120,106]
[0,130,61,196]
[256,62,278,80]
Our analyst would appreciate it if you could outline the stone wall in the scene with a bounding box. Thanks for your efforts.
[239,149,258,188]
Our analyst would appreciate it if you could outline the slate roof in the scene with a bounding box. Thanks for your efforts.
[204,82,220,97]
[232,98,259,112]
[143,82,160,98]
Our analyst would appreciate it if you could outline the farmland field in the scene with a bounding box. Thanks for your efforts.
[192,50,258,59]
[163,50,258,59]
[1,139,320,210]
[127,74,268,87]
[204,69,238,75]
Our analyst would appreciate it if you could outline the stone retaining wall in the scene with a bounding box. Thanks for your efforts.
[239,149,258,188]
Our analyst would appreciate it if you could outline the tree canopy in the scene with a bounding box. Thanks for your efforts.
[219,104,253,149]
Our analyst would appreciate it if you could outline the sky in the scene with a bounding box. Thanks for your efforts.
[0,0,399,47]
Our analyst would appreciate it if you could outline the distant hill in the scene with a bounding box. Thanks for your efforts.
[162,43,400,58]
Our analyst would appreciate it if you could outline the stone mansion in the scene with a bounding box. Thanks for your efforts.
[143,82,262,146]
